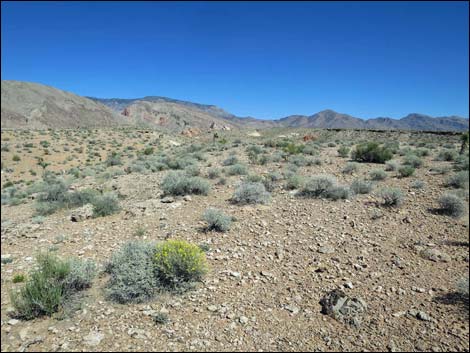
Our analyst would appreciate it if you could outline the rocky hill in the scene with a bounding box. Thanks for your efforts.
[1,81,125,129]
[2,80,468,131]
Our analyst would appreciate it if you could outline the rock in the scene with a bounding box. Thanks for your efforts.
[161,196,175,203]
[19,328,29,341]
[8,319,20,325]
[319,289,367,327]
[128,328,148,339]
[183,195,192,201]
[239,316,249,324]
[318,245,335,254]
[285,305,300,314]
[207,305,218,312]
[83,331,104,347]
[70,204,94,222]
[420,248,451,263]
[1,254,13,264]
[408,309,432,321]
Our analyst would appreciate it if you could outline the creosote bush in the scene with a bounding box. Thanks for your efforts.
[232,182,271,204]
[10,252,95,319]
[161,171,210,196]
[352,142,393,164]
[154,240,208,288]
[438,193,465,218]
[202,208,232,232]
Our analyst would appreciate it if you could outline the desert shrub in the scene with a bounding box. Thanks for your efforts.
[207,168,220,179]
[12,155,21,162]
[446,171,469,189]
[222,155,238,166]
[142,146,154,155]
[352,142,393,163]
[154,240,208,288]
[246,174,263,183]
[185,164,200,177]
[369,169,387,181]
[437,149,458,162]
[299,175,351,200]
[91,193,120,217]
[351,179,373,194]
[202,208,232,232]
[161,171,210,196]
[105,152,122,167]
[415,148,430,157]
[398,165,415,178]
[10,252,95,319]
[454,154,469,171]
[430,165,451,175]
[288,155,307,167]
[456,277,469,297]
[12,274,26,283]
[385,161,399,171]
[226,164,248,176]
[342,162,360,174]
[232,182,271,204]
[337,146,350,158]
[410,180,425,189]
[283,143,305,155]
[377,188,403,207]
[403,154,423,168]
[284,174,304,190]
[438,193,466,218]
[31,216,46,224]
[106,241,157,303]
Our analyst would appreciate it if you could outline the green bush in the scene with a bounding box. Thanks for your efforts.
[202,208,232,232]
[437,149,458,162]
[403,154,423,168]
[207,168,220,179]
[226,164,248,176]
[438,193,466,218]
[398,165,415,178]
[342,162,360,174]
[377,188,403,207]
[154,240,208,288]
[446,171,469,189]
[222,155,238,166]
[352,142,393,163]
[284,174,304,190]
[385,161,399,171]
[91,193,120,217]
[10,252,95,319]
[351,179,373,194]
[161,171,210,196]
[337,146,350,158]
[299,175,351,200]
[232,182,271,204]
[410,180,425,189]
[369,169,387,181]
[106,241,157,303]
[12,274,26,283]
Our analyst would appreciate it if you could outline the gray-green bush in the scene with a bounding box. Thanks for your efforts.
[232,182,271,204]
[161,171,210,196]
[438,193,466,218]
[202,208,232,232]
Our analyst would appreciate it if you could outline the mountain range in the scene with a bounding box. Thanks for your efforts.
[2,80,468,132]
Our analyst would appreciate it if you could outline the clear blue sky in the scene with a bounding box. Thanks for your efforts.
[2,1,469,119]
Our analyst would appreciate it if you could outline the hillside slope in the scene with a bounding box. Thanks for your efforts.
[1,81,124,129]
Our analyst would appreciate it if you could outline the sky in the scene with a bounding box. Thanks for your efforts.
[1,1,469,119]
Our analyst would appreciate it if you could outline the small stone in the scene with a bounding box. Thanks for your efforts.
[239,316,249,324]
[183,195,192,201]
[318,246,335,254]
[207,305,218,312]
[420,248,451,263]
[161,197,174,203]
[285,305,300,314]
[8,319,19,326]
[83,331,104,346]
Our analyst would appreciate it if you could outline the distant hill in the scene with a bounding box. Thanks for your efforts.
[1,81,124,129]
[2,80,468,131]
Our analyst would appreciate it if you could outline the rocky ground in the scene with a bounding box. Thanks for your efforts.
[1,128,469,352]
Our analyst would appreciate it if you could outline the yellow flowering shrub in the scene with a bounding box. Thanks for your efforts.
[154,240,208,287]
